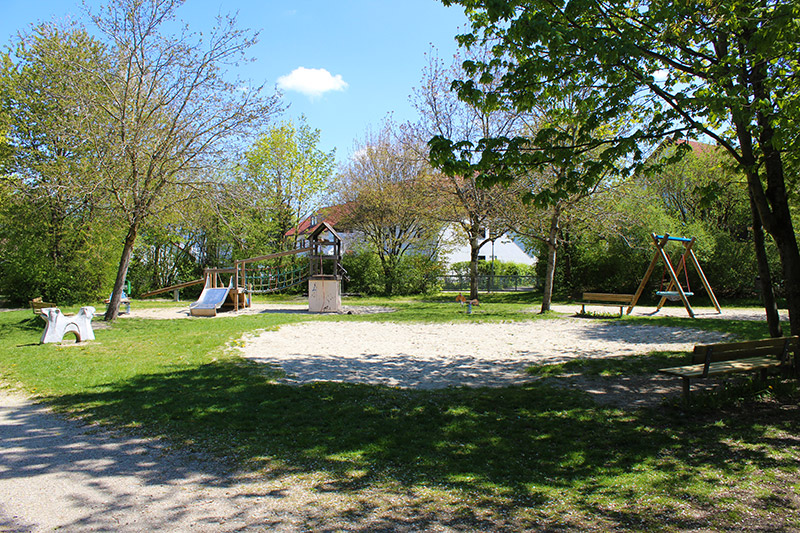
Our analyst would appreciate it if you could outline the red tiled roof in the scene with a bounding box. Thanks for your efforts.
[285,203,353,237]
[676,139,716,154]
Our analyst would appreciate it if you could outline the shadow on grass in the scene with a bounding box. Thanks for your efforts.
[35,359,800,529]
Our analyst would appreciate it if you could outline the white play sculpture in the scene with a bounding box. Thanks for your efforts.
[40,306,96,344]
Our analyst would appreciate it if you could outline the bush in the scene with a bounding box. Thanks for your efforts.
[342,250,444,296]
[449,260,535,277]
[341,250,383,295]
[0,200,118,305]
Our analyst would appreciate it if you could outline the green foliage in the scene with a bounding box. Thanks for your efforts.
[126,222,205,298]
[342,250,387,295]
[233,116,335,255]
[531,143,771,299]
[450,260,535,277]
[342,249,444,296]
[0,24,118,305]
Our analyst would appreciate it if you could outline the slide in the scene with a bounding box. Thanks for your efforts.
[189,278,233,317]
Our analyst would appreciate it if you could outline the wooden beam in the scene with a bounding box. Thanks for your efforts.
[140,278,204,298]
[627,233,670,314]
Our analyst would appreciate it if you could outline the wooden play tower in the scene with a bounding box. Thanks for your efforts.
[307,221,344,313]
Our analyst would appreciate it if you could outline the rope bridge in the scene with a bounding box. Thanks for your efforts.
[245,262,310,293]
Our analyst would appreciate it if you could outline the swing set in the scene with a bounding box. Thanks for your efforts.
[627,233,721,318]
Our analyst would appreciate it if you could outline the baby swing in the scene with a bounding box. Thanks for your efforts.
[656,253,693,301]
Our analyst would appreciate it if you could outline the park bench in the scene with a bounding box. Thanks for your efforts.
[660,336,798,400]
[576,292,634,317]
[30,297,61,316]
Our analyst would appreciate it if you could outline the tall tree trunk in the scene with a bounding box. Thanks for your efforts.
[750,195,782,337]
[104,223,138,321]
[733,105,800,335]
[747,61,800,335]
[540,206,561,313]
[747,140,800,335]
[469,233,480,301]
[380,254,394,296]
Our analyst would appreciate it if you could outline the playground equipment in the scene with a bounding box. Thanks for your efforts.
[39,306,96,344]
[104,290,131,314]
[627,233,721,318]
[140,278,205,301]
[306,222,344,313]
[148,221,347,315]
[189,273,240,317]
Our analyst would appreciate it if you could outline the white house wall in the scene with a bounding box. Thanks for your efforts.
[438,226,536,268]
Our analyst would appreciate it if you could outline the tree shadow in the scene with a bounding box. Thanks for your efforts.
[28,360,800,529]
[0,393,271,531]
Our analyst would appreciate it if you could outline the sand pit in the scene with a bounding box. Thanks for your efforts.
[125,301,783,397]
[235,318,732,390]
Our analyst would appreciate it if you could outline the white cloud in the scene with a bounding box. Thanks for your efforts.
[277,67,348,99]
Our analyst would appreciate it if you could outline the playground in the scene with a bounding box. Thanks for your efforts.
[1,293,798,531]
[3,233,799,531]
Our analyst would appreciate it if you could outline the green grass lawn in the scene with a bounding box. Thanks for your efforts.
[1,295,798,531]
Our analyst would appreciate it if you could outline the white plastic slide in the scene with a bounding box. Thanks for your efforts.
[189,278,233,317]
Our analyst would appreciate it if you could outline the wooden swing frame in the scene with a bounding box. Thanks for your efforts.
[627,233,721,318]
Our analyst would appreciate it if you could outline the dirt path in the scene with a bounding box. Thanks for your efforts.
[0,391,313,531]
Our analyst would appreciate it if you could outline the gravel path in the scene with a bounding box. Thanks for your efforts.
[0,392,311,532]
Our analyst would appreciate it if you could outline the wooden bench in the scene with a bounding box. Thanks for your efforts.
[660,336,798,400]
[576,293,634,317]
[30,297,75,318]
[30,297,57,316]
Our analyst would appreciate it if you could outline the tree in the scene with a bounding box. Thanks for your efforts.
[74,0,282,320]
[336,122,445,296]
[436,0,800,333]
[235,116,335,255]
[0,23,117,304]
[504,91,624,312]
[410,47,523,300]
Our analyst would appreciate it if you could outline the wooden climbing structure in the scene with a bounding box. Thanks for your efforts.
[627,233,721,318]
[142,222,345,314]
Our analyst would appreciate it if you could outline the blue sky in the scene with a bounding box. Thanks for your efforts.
[0,0,469,164]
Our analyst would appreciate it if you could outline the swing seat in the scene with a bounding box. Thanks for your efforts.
[656,290,694,301]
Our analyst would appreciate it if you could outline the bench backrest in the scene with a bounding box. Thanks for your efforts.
[582,292,634,303]
[30,297,57,315]
[692,336,799,366]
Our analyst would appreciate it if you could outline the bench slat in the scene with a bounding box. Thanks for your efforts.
[660,356,782,378]
[692,337,798,364]
[581,292,634,303]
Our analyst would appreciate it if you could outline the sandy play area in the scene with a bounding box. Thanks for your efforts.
[122,302,783,394]
[234,318,731,390]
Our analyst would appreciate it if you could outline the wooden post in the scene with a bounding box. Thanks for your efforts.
[627,233,670,315]
[688,248,721,313]
[654,237,694,317]
[234,261,239,312]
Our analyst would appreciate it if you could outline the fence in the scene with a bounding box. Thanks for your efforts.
[439,274,538,293]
